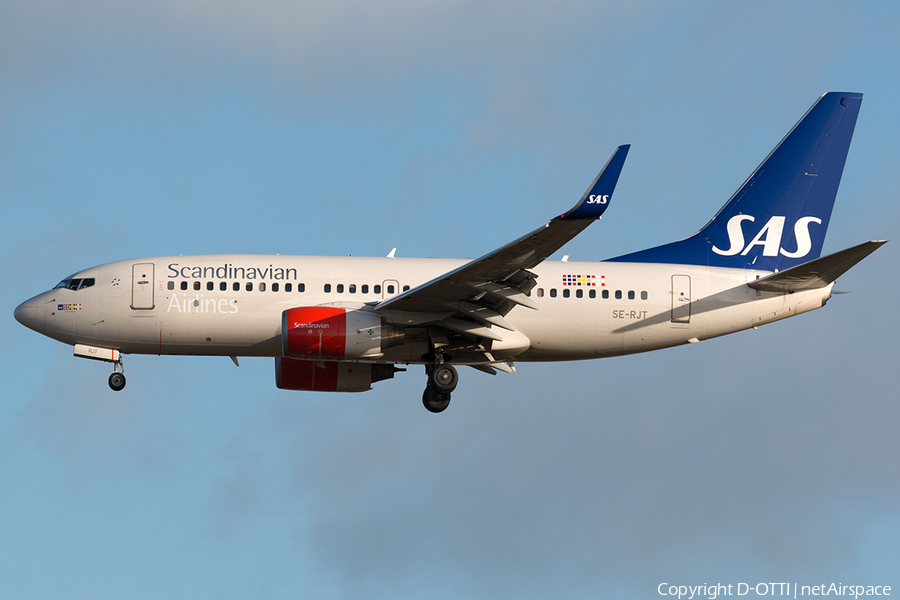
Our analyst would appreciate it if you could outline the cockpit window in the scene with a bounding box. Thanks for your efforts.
[53,277,93,291]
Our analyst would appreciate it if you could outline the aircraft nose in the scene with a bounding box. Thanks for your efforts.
[14,297,44,334]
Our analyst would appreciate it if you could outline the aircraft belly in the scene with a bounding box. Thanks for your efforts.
[749,286,831,327]
[515,302,610,361]
[160,304,280,356]
[89,291,279,356]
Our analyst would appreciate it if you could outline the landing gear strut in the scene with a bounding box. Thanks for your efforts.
[423,361,458,413]
[108,356,126,391]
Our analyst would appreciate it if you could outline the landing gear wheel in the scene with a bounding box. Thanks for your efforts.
[109,372,126,391]
[429,364,458,393]
[423,386,451,413]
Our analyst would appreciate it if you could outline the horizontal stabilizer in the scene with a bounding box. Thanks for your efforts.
[748,240,886,293]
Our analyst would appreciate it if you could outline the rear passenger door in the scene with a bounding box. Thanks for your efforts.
[671,274,691,323]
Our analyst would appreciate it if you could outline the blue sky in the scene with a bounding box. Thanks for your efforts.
[2,1,899,598]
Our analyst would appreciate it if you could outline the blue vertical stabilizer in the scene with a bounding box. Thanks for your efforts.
[607,92,863,270]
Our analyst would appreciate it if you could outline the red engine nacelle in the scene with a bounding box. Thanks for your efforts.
[275,357,399,392]
[282,306,403,360]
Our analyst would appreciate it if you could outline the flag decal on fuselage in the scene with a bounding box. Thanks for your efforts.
[562,274,602,287]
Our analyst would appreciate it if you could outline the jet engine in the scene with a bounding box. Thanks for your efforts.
[282,306,404,360]
[275,357,400,392]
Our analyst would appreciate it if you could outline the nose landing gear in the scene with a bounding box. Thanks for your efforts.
[73,344,127,392]
[423,361,458,413]
[108,372,126,391]
[108,357,126,391]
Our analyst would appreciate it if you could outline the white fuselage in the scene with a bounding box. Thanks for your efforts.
[19,254,833,364]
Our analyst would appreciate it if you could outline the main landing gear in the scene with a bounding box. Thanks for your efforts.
[423,361,458,413]
[108,357,126,391]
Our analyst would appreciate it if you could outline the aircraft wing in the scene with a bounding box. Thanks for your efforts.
[748,240,886,293]
[374,145,629,327]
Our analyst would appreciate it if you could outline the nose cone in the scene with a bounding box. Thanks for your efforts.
[14,297,44,334]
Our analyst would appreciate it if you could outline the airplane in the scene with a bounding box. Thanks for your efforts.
[14,92,885,413]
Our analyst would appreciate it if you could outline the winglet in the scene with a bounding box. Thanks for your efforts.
[561,144,630,220]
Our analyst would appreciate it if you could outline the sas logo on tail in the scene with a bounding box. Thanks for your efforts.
[586,195,609,205]
[712,215,822,258]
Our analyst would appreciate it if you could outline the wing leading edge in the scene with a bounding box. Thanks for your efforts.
[374,145,630,327]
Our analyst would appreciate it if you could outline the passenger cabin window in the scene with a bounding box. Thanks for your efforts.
[193,281,201,291]
[563,289,570,298]
[349,284,356,294]
[387,285,395,294]
[641,291,648,300]
[207,281,214,291]
[259,282,266,292]
[589,289,596,299]
[576,289,583,298]
[403,285,410,292]
[615,290,622,299]
[233,282,240,292]
[167,281,175,290]
[362,284,369,294]
[272,283,279,292]
[246,282,253,292]
[374,285,382,294]
[536,288,544,298]
[298,283,305,292]
[550,289,557,298]
[220,282,227,291]
[628,290,635,300]
[181,281,188,291]
[324,284,331,293]
[602,289,609,299]
[337,284,344,293]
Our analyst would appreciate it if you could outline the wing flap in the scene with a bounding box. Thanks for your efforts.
[451,301,517,331]
[467,280,539,310]
[438,317,504,341]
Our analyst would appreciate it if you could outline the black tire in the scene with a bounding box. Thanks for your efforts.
[422,387,451,413]
[109,372,126,391]
[428,364,458,393]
